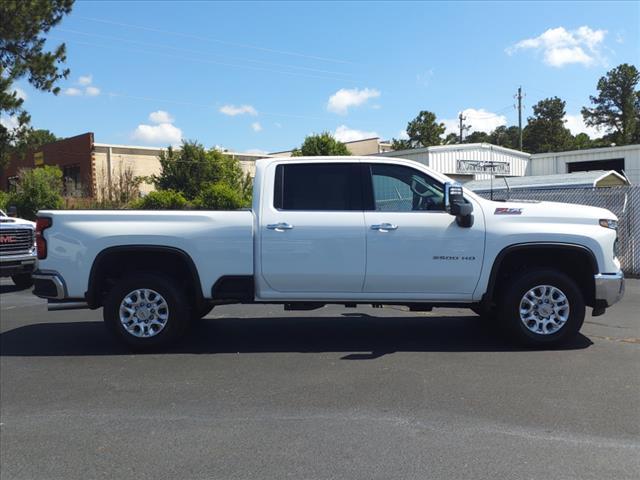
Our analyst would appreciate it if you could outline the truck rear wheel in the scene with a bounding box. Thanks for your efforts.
[103,273,189,350]
[11,273,33,290]
[499,268,585,346]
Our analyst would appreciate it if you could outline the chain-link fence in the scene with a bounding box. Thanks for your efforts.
[476,185,640,276]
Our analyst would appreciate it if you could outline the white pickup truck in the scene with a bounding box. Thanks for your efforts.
[1,208,37,289]
[33,156,624,350]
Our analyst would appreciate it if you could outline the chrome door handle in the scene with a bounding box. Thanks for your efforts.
[371,223,398,231]
[267,222,294,231]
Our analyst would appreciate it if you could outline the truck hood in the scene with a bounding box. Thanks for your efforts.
[0,217,36,228]
[485,199,617,223]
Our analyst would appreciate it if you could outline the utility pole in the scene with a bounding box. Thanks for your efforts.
[516,86,524,151]
[458,112,470,143]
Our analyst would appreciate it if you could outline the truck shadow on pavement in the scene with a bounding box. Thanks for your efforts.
[0,283,27,294]
[0,314,592,357]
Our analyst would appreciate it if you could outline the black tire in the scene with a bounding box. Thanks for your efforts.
[499,268,585,347]
[471,305,497,322]
[11,273,33,290]
[103,273,190,351]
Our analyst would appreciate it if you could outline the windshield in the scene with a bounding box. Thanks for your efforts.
[0,209,6,217]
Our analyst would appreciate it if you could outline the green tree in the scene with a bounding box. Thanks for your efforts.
[582,63,640,145]
[572,133,593,150]
[402,110,445,148]
[464,131,491,143]
[523,97,573,153]
[291,132,350,156]
[489,126,520,149]
[9,128,58,161]
[7,165,63,219]
[390,138,412,150]
[153,141,246,200]
[16,128,57,150]
[1,0,74,170]
[442,132,458,145]
[0,189,9,211]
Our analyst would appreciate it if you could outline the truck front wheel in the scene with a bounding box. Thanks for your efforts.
[103,273,190,350]
[499,269,585,346]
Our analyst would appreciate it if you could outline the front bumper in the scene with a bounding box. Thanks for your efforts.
[0,252,37,276]
[594,271,625,307]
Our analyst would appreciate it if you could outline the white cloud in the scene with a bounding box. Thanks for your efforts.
[564,113,606,138]
[251,122,262,132]
[0,114,20,131]
[64,87,83,96]
[149,110,174,124]
[78,75,93,86]
[507,26,607,67]
[132,123,182,146]
[334,125,378,142]
[397,130,409,140]
[85,86,100,96]
[132,110,182,145]
[219,104,257,116]
[442,108,507,136]
[327,87,380,115]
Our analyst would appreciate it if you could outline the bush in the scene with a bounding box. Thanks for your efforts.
[193,183,246,210]
[128,190,189,210]
[0,190,9,212]
[8,166,64,220]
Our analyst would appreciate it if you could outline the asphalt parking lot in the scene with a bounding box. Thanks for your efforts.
[1,279,639,480]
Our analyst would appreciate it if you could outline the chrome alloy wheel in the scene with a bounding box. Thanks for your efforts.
[519,285,570,335]
[119,288,169,338]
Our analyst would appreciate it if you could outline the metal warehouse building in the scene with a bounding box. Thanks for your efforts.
[528,144,640,184]
[379,143,530,183]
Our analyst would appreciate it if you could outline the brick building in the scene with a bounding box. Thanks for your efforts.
[2,133,95,196]
[1,133,271,198]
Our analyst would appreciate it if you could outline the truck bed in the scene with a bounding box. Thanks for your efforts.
[39,210,254,299]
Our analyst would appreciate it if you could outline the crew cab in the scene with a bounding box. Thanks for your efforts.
[0,208,37,289]
[32,157,625,349]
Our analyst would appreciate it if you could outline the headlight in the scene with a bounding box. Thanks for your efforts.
[599,219,618,230]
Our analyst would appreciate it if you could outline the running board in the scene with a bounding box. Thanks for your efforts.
[47,301,89,311]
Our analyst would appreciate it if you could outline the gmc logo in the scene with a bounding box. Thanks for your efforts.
[0,235,16,244]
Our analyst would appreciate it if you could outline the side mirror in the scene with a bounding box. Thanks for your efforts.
[444,182,473,227]
[7,206,18,218]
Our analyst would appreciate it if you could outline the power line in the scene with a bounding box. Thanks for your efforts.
[76,15,357,65]
[106,92,334,121]
[52,37,356,83]
[58,28,356,79]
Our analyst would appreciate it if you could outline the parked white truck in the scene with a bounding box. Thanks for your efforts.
[1,208,37,289]
[32,157,624,349]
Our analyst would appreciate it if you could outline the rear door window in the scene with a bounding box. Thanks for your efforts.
[274,163,362,211]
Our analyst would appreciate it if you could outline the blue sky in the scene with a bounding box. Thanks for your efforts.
[11,0,640,153]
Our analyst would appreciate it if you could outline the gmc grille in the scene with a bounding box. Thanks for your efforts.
[0,228,35,256]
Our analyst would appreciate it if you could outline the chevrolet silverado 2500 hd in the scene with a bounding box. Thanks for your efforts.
[32,157,624,349]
